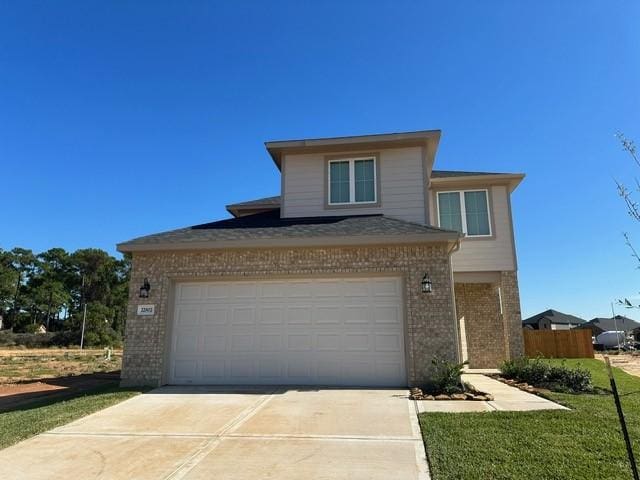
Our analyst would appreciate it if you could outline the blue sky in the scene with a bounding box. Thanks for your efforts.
[0,1,639,320]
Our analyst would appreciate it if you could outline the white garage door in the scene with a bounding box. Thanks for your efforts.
[168,277,406,386]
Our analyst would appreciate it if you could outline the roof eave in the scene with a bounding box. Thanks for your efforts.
[225,204,280,218]
[430,173,525,192]
[117,231,460,253]
[265,129,442,170]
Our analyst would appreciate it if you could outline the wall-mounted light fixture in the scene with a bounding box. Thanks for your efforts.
[421,273,433,294]
[139,278,151,298]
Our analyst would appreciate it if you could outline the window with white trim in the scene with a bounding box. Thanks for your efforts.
[328,157,376,205]
[437,190,491,236]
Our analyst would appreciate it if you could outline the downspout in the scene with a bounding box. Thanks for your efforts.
[447,239,462,363]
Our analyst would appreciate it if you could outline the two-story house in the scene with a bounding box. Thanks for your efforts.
[117,130,524,387]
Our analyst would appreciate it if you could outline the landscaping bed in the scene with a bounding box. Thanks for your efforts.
[410,387,493,401]
[410,357,492,401]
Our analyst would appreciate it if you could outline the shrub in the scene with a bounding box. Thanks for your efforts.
[0,331,56,348]
[423,357,468,395]
[500,357,593,393]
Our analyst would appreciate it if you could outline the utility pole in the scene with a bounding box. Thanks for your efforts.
[80,303,87,350]
[45,288,53,331]
[11,269,20,329]
[80,275,87,350]
[611,302,622,352]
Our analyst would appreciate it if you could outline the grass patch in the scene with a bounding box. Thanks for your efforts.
[420,359,640,480]
[0,349,122,382]
[0,384,147,449]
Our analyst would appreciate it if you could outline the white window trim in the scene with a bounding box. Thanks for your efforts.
[436,189,492,237]
[327,156,377,205]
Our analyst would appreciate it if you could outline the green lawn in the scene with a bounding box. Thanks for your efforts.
[420,359,640,480]
[0,385,146,449]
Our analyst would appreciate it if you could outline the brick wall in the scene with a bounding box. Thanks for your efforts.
[455,282,505,368]
[454,271,524,368]
[121,244,457,387]
[501,270,524,358]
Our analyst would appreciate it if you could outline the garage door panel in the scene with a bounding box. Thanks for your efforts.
[288,282,314,297]
[286,306,312,324]
[374,333,402,352]
[204,307,227,325]
[230,334,254,351]
[343,305,369,324]
[287,359,312,378]
[179,284,203,301]
[311,281,340,298]
[287,334,312,351]
[175,332,199,353]
[373,305,402,324]
[169,277,406,386]
[201,360,226,378]
[232,307,255,324]
[315,306,341,324]
[206,284,230,299]
[343,280,369,297]
[259,307,285,324]
[316,334,341,351]
[203,335,226,352]
[343,333,370,351]
[176,308,199,326]
[258,360,282,377]
[259,334,282,351]
[232,283,258,299]
[230,359,255,378]
[173,360,198,379]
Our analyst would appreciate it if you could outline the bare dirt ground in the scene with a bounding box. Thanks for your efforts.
[0,349,122,411]
[595,353,640,378]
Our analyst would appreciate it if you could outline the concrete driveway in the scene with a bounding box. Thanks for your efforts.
[0,387,429,479]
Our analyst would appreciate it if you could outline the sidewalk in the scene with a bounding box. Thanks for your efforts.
[416,374,568,413]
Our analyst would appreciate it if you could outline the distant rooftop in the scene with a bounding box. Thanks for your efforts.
[522,309,586,326]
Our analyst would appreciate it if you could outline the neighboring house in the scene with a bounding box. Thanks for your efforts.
[522,309,586,330]
[578,315,640,337]
[117,130,525,387]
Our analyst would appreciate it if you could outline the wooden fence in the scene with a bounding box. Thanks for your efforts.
[523,329,594,358]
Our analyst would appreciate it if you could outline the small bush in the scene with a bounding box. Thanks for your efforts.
[500,357,593,393]
[423,357,468,395]
[0,331,56,348]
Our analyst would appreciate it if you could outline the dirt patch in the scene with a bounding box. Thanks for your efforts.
[0,372,121,412]
[0,349,123,411]
[596,353,640,378]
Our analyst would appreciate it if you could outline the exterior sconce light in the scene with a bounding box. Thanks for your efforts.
[421,273,433,294]
[139,278,151,298]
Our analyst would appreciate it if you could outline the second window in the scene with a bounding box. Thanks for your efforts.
[437,190,491,236]
[328,157,376,205]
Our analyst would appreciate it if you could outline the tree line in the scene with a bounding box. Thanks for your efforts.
[0,247,130,346]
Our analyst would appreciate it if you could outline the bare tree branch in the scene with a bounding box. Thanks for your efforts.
[624,232,640,267]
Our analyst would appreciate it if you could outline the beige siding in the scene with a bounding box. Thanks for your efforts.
[430,185,516,272]
[282,147,426,224]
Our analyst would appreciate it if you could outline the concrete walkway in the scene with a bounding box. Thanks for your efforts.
[0,387,429,480]
[417,374,568,413]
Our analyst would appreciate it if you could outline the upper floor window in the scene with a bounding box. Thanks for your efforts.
[328,157,377,205]
[437,190,491,236]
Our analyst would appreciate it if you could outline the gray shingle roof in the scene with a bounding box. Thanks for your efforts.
[118,210,459,252]
[580,316,640,332]
[522,309,586,326]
